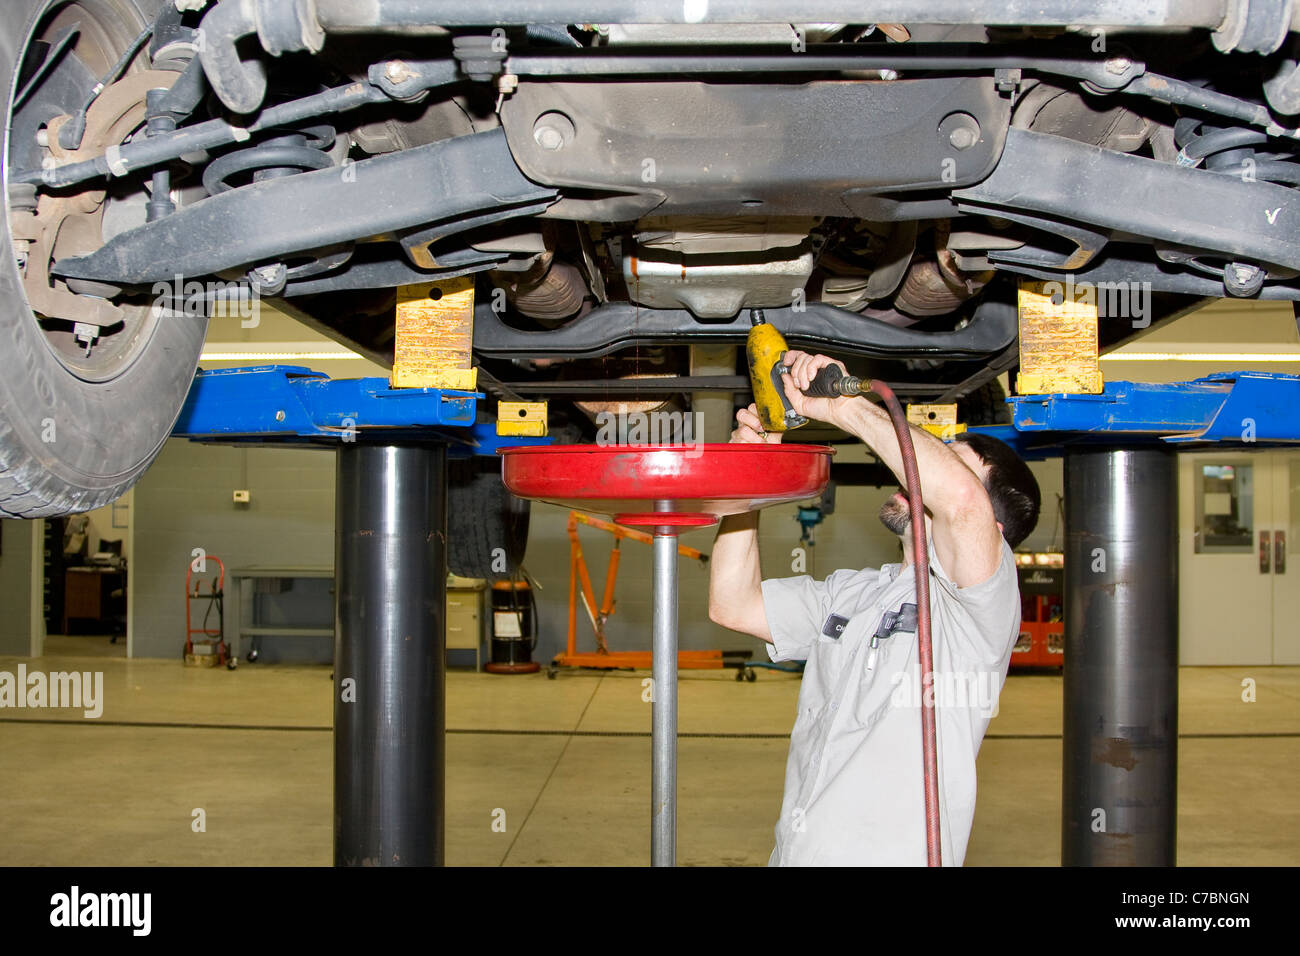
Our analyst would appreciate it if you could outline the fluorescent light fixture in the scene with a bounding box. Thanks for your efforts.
[199,341,366,362]
[1101,351,1300,362]
[200,350,366,361]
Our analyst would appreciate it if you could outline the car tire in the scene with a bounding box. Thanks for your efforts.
[1,0,205,518]
[447,456,530,580]
[957,379,1012,427]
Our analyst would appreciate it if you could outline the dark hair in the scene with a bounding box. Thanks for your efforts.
[952,432,1041,549]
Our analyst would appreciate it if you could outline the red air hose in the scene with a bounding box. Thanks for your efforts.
[868,379,941,867]
[803,365,941,866]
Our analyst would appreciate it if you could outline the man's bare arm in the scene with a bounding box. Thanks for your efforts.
[781,351,1003,588]
[707,404,776,642]
[708,510,773,643]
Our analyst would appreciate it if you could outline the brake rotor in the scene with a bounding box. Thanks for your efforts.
[18,69,177,329]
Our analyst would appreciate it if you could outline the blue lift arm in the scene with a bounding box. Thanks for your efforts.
[171,365,549,455]
[969,371,1300,457]
[172,367,1300,455]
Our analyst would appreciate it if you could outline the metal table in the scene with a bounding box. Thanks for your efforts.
[225,565,334,662]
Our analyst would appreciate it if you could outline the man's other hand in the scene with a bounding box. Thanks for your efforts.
[733,403,784,443]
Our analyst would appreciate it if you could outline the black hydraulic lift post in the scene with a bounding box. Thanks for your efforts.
[1062,445,1179,866]
[334,442,448,866]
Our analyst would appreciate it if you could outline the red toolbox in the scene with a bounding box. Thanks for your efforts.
[1013,555,1064,668]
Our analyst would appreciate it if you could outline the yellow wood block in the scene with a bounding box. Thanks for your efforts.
[391,276,478,390]
[1015,279,1104,395]
[907,403,966,440]
[497,402,548,437]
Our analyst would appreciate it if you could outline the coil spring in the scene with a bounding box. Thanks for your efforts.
[202,124,336,196]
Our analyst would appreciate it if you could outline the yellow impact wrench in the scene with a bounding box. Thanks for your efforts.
[745,309,808,433]
[746,309,866,432]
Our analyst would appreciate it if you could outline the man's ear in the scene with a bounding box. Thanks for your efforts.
[996,521,1005,536]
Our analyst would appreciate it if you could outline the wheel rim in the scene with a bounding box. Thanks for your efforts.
[7,1,175,384]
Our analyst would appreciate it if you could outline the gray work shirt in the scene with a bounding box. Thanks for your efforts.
[760,537,1020,866]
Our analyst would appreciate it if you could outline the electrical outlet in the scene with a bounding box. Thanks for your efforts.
[233,489,251,504]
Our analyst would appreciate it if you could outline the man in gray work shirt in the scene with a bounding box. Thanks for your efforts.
[709,350,1041,866]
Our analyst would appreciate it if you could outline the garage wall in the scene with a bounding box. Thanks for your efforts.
[0,519,41,657]
[130,439,336,661]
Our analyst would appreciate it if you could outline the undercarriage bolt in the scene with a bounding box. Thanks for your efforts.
[1224,261,1265,296]
[940,111,981,150]
[949,126,978,149]
[248,263,287,296]
[532,111,576,151]
[534,126,564,150]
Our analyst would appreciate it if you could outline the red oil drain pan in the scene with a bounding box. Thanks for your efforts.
[500,443,834,527]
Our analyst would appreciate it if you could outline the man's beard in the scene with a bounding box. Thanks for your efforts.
[879,490,911,536]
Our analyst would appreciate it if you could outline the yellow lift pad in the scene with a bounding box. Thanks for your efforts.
[907,403,965,440]
[392,277,478,390]
[497,401,548,437]
[1015,279,1104,395]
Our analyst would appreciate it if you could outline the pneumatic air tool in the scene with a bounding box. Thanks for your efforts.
[746,308,865,431]
[745,309,805,432]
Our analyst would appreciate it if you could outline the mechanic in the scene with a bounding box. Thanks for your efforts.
[708,349,1041,866]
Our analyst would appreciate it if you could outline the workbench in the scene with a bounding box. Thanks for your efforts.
[226,565,488,668]
[226,565,334,663]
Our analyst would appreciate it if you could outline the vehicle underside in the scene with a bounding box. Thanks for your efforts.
[5,0,1300,514]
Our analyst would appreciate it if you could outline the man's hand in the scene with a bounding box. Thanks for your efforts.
[732,403,784,444]
[779,350,853,426]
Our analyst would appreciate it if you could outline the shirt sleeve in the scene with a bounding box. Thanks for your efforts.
[760,568,860,663]
[928,538,1021,667]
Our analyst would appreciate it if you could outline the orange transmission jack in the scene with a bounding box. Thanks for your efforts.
[554,511,723,675]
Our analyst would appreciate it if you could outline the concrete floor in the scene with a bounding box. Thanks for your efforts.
[1,640,1297,865]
